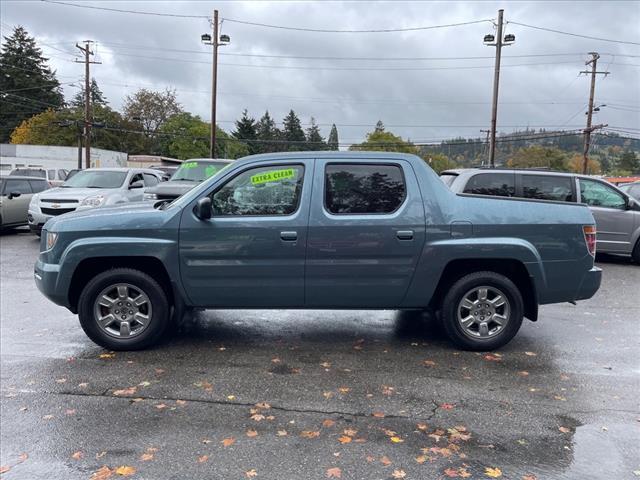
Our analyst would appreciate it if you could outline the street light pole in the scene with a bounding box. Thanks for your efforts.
[210,9,218,159]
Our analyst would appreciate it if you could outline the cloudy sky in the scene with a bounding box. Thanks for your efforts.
[1,0,639,146]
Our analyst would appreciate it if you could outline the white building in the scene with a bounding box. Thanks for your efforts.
[0,144,128,174]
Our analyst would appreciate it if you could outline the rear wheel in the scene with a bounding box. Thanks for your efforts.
[78,268,170,350]
[441,271,523,351]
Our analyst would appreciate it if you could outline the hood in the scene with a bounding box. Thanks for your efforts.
[45,202,172,233]
[38,187,117,201]
[147,180,199,198]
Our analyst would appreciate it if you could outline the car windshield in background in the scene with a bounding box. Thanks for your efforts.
[620,183,640,201]
[61,170,127,188]
[171,161,229,182]
[440,173,458,187]
[11,169,46,178]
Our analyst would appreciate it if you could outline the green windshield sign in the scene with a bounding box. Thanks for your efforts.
[251,168,295,185]
[181,161,198,169]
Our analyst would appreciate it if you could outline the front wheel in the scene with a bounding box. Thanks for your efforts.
[78,268,170,350]
[441,271,524,351]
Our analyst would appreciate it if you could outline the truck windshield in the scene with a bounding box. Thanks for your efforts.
[61,170,127,188]
[11,168,46,178]
[171,161,230,182]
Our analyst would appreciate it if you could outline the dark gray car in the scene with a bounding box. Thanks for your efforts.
[442,168,640,262]
[143,159,233,201]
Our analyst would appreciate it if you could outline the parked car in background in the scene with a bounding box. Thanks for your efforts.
[10,167,68,187]
[35,152,601,352]
[619,181,640,202]
[143,159,233,202]
[1,176,50,230]
[441,168,640,262]
[28,168,163,236]
[149,165,178,181]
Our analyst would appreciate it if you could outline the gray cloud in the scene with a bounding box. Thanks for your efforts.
[2,0,639,145]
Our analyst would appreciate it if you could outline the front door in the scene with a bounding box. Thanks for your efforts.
[179,161,311,307]
[1,178,32,225]
[305,159,426,308]
[578,178,635,253]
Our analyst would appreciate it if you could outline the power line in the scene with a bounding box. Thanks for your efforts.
[0,81,77,94]
[40,0,209,18]
[509,20,640,46]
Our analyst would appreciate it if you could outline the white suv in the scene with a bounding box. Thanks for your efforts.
[28,168,163,236]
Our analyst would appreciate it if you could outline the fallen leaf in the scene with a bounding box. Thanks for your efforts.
[140,453,154,461]
[343,428,357,437]
[338,435,352,444]
[271,357,281,363]
[245,469,257,478]
[194,381,213,392]
[338,387,350,394]
[423,360,437,367]
[42,414,54,420]
[524,351,537,356]
[372,411,385,418]
[246,429,258,438]
[0,466,10,474]
[326,467,342,478]
[390,436,404,443]
[197,455,209,463]
[221,437,236,447]
[484,353,502,361]
[154,368,165,374]
[71,451,83,460]
[320,362,331,368]
[255,402,271,409]
[417,423,428,431]
[554,395,567,401]
[276,430,288,436]
[138,381,151,387]
[250,413,265,422]
[155,403,167,410]
[115,466,136,476]
[96,451,107,459]
[65,409,76,416]
[56,378,67,383]
[522,475,538,480]
[440,403,455,410]
[392,469,406,479]
[99,353,115,359]
[322,419,336,428]
[91,466,113,480]
[518,371,529,377]
[415,455,427,464]
[323,391,334,399]
[227,395,236,400]
[301,430,320,439]
[113,387,136,396]
[559,426,571,433]
[176,400,187,406]
[380,456,392,466]
[485,467,502,478]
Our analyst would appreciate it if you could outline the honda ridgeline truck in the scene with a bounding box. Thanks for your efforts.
[34,152,602,351]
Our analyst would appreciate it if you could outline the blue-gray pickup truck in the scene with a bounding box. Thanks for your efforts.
[35,152,602,351]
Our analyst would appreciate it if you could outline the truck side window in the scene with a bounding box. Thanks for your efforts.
[579,178,626,209]
[463,173,515,197]
[522,175,574,202]
[212,164,304,216]
[29,179,48,193]
[3,179,32,194]
[324,163,406,214]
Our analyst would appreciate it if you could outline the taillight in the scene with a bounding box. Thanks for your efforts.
[583,225,596,256]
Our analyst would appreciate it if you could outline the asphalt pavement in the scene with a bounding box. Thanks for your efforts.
[1,228,638,480]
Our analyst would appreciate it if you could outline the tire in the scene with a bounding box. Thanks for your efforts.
[441,271,524,351]
[632,240,640,264]
[78,268,170,350]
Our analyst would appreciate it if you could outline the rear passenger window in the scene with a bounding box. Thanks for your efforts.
[48,169,55,180]
[522,175,574,202]
[325,164,406,214]
[29,180,48,193]
[463,173,515,197]
[3,179,32,194]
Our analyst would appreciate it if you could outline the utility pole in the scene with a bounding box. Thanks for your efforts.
[580,52,609,174]
[75,41,100,169]
[201,11,230,159]
[480,129,490,166]
[483,9,515,168]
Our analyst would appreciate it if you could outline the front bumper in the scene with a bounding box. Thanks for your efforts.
[34,257,68,308]
[574,266,602,301]
[28,209,53,235]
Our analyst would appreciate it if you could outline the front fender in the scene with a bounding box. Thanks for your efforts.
[402,237,546,307]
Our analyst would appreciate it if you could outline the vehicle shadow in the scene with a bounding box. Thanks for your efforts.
[596,252,637,266]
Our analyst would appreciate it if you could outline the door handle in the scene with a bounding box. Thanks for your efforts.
[396,230,414,240]
[280,231,298,241]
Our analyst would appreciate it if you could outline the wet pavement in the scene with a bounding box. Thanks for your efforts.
[1,229,639,480]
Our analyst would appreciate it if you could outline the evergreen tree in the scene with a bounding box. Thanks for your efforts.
[71,78,108,108]
[0,26,64,142]
[232,109,258,154]
[619,150,640,174]
[328,123,339,150]
[305,117,326,150]
[282,109,305,151]
[374,120,385,133]
[256,110,280,153]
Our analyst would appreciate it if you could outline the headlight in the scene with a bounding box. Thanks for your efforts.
[46,231,58,250]
[80,195,105,207]
[29,195,39,208]
[143,193,158,201]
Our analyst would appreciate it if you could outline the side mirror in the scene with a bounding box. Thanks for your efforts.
[129,180,144,189]
[194,197,212,220]
[8,191,21,199]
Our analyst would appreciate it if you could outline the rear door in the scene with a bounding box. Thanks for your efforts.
[578,178,635,253]
[462,172,516,197]
[305,159,426,308]
[519,174,576,202]
[179,160,311,307]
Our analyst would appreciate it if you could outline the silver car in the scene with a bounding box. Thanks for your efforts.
[28,168,163,236]
[619,181,640,202]
[441,168,640,262]
[0,176,50,230]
